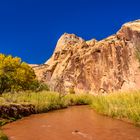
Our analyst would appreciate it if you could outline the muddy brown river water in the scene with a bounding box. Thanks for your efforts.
[2,106,140,140]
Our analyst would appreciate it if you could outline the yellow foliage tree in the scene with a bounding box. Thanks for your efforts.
[0,54,37,94]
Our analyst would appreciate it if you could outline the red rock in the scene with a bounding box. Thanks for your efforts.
[32,20,140,93]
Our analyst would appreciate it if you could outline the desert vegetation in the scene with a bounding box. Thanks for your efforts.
[0,54,49,94]
[0,91,140,126]
[91,91,140,126]
[0,131,8,140]
[0,92,92,119]
[0,91,140,139]
[0,54,36,94]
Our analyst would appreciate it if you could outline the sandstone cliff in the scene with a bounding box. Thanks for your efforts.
[32,20,140,93]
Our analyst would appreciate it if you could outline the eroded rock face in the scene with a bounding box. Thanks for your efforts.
[32,20,140,93]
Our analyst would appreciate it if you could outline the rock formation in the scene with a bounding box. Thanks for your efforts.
[32,20,140,93]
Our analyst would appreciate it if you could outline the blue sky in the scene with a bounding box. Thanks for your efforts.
[0,0,140,64]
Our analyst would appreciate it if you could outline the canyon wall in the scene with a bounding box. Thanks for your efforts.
[32,20,140,93]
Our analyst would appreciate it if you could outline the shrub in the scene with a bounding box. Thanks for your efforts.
[69,87,75,94]
[35,82,50,92]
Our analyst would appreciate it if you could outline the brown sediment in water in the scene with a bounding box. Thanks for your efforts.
[2,106,140,140]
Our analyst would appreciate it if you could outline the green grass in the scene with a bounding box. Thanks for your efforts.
[0,131,8,140]
[0,90,140,126]
[1,91,92,113]
[91,91,140,126]
[0,90,140,139]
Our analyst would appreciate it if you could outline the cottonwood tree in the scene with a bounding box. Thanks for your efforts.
[0,54,37,94]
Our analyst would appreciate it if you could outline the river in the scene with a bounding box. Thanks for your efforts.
[2,106,140,140]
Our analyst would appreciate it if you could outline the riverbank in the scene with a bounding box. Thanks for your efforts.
[0,91,140,139]
[3,106,140,140]
[91,91,140,126]
[0,91,92,126]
